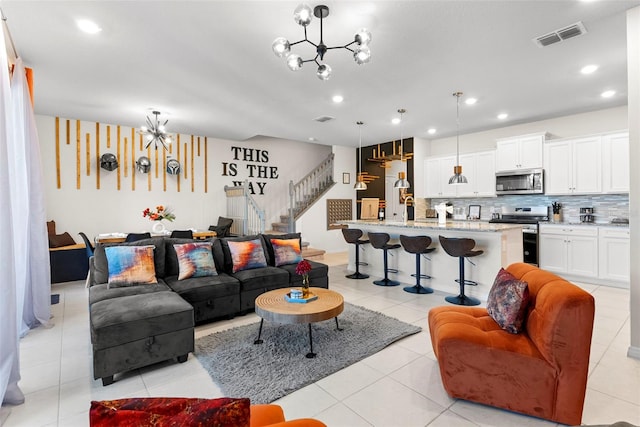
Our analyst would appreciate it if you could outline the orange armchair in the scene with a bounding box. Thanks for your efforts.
[251,404,326,427]
[428,263,595,425]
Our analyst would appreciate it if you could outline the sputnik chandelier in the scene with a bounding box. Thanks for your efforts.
[140,111,172,150]
[272,4,372,81]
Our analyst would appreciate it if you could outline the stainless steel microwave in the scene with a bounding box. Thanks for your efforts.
[495,169,544,195]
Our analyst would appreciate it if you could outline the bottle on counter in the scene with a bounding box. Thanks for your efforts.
[378,208,385,221]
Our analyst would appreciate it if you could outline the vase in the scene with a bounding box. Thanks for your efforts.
[152,221,165,234]
[302,275,310,298]
[553,213,561,223]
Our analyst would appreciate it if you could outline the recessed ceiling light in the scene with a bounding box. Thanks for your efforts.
[427,128,436,135]
[391,117,401,125]
[465,98,477,105]
[332,95,344,103]
[601,90,616,98]
[497,113,508,120]
[581,64,598,74]
[308,137,317,142]
[76,19,102,34]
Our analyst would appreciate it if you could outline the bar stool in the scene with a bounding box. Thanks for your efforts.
[400,235,435,294]
[368,232,401,286]
[438,235,483,306]
[341,228,370,279]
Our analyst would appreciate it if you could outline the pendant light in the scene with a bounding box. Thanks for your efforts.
[393,109,410,189]
[354,121,368,190]
[449,92,468,185]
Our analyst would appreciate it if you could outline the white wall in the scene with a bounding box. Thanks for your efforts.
[37,115,334,244]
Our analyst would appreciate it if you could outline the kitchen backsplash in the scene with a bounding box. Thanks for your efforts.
[423,194,629,223]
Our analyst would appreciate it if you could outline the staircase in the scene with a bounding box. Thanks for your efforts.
[226,153,334,259]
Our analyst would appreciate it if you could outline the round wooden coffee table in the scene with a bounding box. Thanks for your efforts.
[254,287,344,358]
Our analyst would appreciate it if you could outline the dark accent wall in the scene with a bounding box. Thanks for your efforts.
[355,138,414,219]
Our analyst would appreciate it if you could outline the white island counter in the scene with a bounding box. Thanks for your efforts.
[341,220,523,301]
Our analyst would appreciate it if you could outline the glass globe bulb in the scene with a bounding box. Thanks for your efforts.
[146,134,153,142]
[355,28,372,45]
[354,46,371,65]
[272,37,291,58]
[293,4,313,26]
[286,54,303,71]
[317,64,332,80]
[158,125,166,132]
[140,126,148,132]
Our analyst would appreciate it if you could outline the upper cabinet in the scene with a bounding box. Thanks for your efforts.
[495,133,546,172]
[544,136,602,195]
[601,132,629,194]
[424,151,495,198]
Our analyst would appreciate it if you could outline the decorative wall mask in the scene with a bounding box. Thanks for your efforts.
[166,158,181,175]
[136,156,151,174]
[100,153,119,171]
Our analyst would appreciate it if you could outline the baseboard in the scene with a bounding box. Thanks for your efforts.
[627,345,640,360]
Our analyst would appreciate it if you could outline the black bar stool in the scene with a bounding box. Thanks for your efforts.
[368,232,401,286]
[341,228,370,279]
[438,236,483,306]
[400,235,435,294]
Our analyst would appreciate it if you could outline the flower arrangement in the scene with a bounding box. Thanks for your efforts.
[142,205,176,222]
[295,259,312,277]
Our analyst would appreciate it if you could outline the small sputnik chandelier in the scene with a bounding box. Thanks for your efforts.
[140,111,172,150]
[272,4,372,81]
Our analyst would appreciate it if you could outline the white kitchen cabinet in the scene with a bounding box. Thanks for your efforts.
[495,133,545,171]
[424,156,458,198]
[544,136,601,195]
[539,225,598,278]
[598,227,630,284]
[457,151,496,197]
[602,132,629,193]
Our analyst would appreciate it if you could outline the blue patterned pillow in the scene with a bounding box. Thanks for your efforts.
[173,242,217,280]
[105,245,157,287]
[270,238,302,266]
[486,268,530,334]
[227,239,267,273]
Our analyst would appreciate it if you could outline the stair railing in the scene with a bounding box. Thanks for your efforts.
[288,153,335,232]
[224,181,266,236]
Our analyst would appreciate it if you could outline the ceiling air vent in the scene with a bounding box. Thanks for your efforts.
[313,116,334,123]
[533,21,587,47]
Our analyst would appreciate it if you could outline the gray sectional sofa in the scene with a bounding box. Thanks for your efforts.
[88,233,329,386]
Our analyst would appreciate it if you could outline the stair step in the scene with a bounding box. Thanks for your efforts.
[302,247,325,260]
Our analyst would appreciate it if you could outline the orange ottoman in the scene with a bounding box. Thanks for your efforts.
[428,263,595,425]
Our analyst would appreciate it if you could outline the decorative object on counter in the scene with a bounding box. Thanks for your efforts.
[99,153,118,171]
[359,198,379,220]
[140,110,172,151]
[469,205,481,220]
[271,4,371,80]
[354,121,368,190]
[378,207,385,221]
[393,109,410,189]
[449,91,468,185]
[579,207,595,223]
[435,202,453,225]
[295,259,312,297]
[552,202,562,222]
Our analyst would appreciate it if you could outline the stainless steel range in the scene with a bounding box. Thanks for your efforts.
[489,206,549,265]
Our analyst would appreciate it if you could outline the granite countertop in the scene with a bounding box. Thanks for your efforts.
[541,222,629,228]
[341,220,523,233]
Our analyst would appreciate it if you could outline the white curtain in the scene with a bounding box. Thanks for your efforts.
[1,28,51,406]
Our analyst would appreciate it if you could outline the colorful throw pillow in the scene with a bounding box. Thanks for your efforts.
[227,239,267,273]
[173,242,217,280]
[270,238,303,266]
[486,268,530,334]
[90,397,250,427]
[105,245,157,287]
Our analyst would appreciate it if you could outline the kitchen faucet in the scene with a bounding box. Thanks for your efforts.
[403,196,414,224]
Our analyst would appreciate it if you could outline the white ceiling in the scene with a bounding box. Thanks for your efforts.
[2,0,639,147]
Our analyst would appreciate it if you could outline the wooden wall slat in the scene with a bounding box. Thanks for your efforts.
[163,148,167,192]
[85,133,90,176]
[66,119,70,145]
[197,136,201,157]
[154,146,159,178]
[148,145,152,191]
[132,134,137,191]
[204,137,208,193]
[76,121,81,189]
[96,127,101,189]
[106,125,111,149]
[176,134,181,192]
[191,136,195,192]
[124,137,128,178]
[117,126,121,190]
[55,117,61,188]
[184,140,189,180]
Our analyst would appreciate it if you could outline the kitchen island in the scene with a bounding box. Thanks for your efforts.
[342,220,523,301]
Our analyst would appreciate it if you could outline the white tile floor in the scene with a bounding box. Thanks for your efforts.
[2,252,639,427]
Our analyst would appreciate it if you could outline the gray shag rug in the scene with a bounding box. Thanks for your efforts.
[194,302,422,404]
